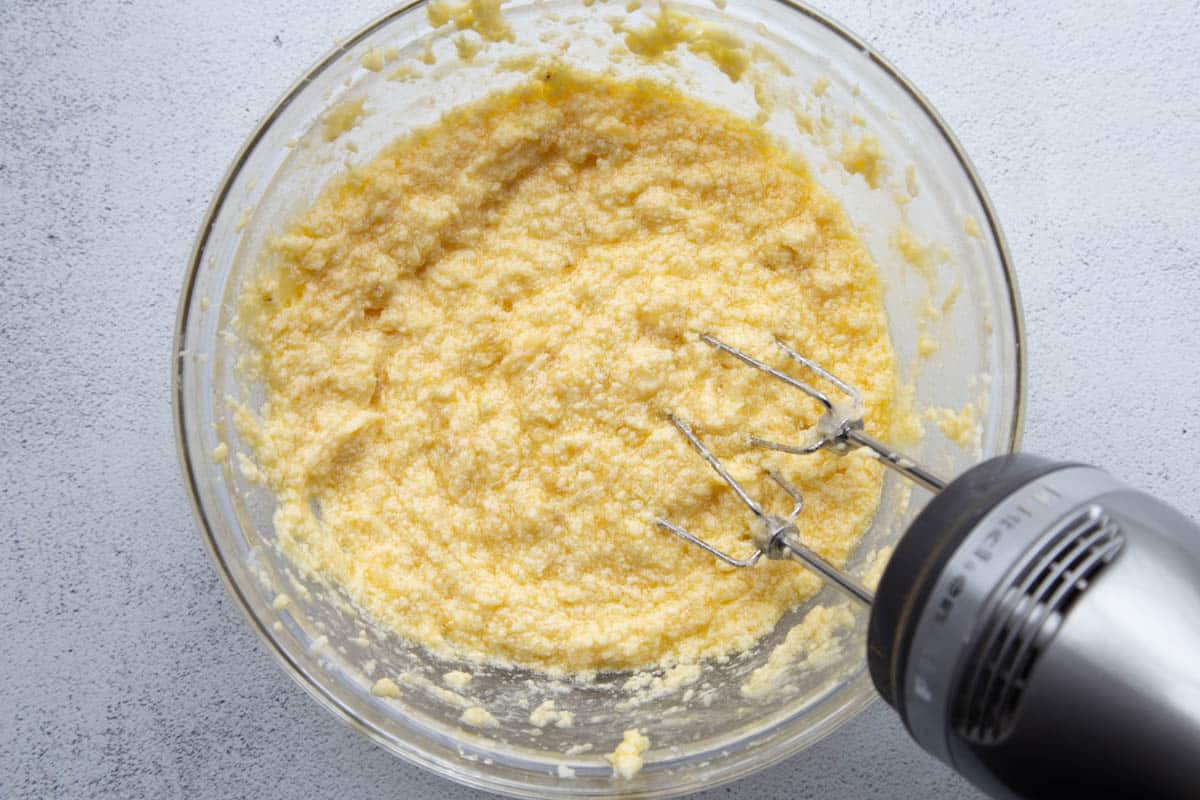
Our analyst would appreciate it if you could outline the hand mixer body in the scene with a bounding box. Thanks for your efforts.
[869,454,1200,799]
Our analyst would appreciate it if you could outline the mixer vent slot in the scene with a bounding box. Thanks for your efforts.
[952,505,1123,744]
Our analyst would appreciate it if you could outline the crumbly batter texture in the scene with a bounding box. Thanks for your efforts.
[237,69,896,673]
[740,603,855,699]
[607,728,651,779]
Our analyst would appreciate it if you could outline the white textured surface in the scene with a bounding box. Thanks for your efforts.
[2,1,1199,798]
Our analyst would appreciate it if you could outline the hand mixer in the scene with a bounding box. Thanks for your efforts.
[658,333,1200,800]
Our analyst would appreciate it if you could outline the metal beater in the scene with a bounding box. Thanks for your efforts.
[656,332,943,606]
[658,332,1200,800]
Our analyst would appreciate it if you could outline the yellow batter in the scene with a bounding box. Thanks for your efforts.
[237,69,896,673]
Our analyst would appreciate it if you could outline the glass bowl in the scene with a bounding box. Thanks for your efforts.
[173,1,1024,797]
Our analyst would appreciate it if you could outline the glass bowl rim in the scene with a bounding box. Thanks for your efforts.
[171,0,1027,795]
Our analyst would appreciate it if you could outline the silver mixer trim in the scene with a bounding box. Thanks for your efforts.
[953,504,1124,744]
[901,465,1127,766]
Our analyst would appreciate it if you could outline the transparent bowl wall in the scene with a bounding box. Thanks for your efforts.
[174,1,1023,797]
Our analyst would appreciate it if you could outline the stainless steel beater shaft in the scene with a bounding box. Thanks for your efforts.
[655,415,874,606]
[701,334,947,493]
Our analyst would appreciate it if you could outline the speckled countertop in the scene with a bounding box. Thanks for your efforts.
[2,1,1199,798]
